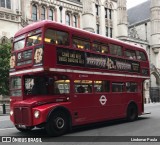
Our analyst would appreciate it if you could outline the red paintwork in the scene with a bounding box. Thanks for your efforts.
[10,20,149,128]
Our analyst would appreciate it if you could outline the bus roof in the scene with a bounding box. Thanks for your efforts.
[15,20,145,51]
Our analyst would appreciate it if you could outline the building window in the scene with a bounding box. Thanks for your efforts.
[95,4,99,16]
[49,9,53,20]
[32,4,37,21]
[96,24,99,34]
[106,27,108,37]
[109,9,112,19]
[66,13,70,26]
[41,6,45,20]
[73,15,77,27]
[105,8,108,18]
[0,0,11,9]
[59,6,63,23]
[110,28,112,38]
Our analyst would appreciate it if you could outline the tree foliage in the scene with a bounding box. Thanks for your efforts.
[0,43,11,95]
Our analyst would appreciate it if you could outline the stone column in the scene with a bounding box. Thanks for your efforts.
[151,0,160,68]
[117,0,128,39]
[82,0,95,33]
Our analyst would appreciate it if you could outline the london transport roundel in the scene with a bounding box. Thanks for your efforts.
[99,95,107,105]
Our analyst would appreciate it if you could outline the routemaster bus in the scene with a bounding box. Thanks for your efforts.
[10,20,150,136]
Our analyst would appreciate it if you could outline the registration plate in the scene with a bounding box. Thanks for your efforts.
[17,124,26,129]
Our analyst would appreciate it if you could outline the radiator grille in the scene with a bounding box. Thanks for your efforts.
[14,107,31,126]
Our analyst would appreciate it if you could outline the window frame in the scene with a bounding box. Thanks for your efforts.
[94,80,110,93]
[44,28,70,46]
[48,9,54,20]
[136,50,147,61]
[125,49,136,60]
[41,6,46,20]
[74,80,93,94]
[126,82,138,93]
[112,82,125,93]
[109,44,123,56]
[32,4,37,21]
[66,13,70,26]
[0,0,11,9]
[72,36,90,50]
[73,15,77,27]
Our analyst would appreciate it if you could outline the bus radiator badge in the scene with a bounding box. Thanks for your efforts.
[99,95,107,105]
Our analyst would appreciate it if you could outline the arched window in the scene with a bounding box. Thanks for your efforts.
[73,15,77,27]
[1,36,8,44]
[32,4,37,21]
[49,9,53,20]
[95,4,99,16]
[66,13,70,26]
[41,6,45,20]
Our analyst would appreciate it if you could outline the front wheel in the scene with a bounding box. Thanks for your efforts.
[45,111,69,136]
[126,104,138,121]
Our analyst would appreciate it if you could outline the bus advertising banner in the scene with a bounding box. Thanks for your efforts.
[57,48,140,73]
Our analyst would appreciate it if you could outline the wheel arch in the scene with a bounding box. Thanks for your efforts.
[46,106,72,130]
[126,100,138,112]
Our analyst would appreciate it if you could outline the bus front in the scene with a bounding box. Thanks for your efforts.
[9,22,71,135]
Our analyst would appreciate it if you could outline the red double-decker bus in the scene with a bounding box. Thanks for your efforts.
[10,20,150,136]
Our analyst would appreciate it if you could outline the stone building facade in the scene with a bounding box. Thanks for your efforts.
[1,0,159,103]
[127,0,160,103]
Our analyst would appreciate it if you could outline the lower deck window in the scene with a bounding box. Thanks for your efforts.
[126,82,138,92]
[74,80,92,93]
[112,82,124,92]
[94,80,110,92]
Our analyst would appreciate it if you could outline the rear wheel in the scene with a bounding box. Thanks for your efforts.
[45,111,69,136]
[127,103,138,121]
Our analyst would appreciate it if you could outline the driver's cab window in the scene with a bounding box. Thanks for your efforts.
[24,76,70,95]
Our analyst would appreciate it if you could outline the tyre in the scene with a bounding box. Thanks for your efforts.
[15,125,33,132]
[45,111,69,136]
[127,103,138,122]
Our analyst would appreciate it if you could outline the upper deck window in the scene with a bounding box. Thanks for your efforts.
[125,50,136,60]
[26,29,42,47]
[72,37,90,50]
[93,42,108,54]
[109,44,122,56]
[14,35,25,51]
[136,51,147,61]
[45,29,69,46]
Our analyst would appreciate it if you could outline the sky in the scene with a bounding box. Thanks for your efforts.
[127,0,148,9]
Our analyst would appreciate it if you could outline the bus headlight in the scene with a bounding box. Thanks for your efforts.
[34,110,40,118]
[10,110,13,116]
